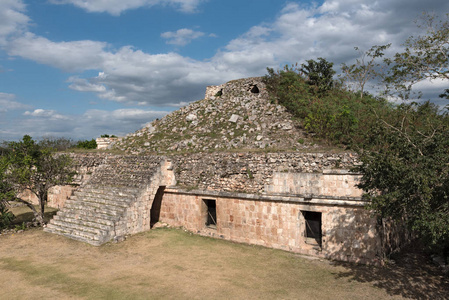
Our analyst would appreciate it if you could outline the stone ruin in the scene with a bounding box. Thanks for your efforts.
[43,78,409,265]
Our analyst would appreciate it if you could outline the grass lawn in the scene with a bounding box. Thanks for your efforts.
[0,207,447,299]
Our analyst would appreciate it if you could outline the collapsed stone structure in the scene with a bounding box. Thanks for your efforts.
[44,78,406,265]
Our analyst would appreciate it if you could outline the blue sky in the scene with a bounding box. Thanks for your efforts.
[1,0,448,141]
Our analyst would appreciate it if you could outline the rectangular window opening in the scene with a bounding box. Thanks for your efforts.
[302,211,322,247]
[203,199,217,228]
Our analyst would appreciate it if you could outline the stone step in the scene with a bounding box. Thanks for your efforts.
[44,223,104,244]
[64,200,128,212]
[53,213,115,227]
[61,204,124,217]
[49,219,109,236]
[52,215,113,230]
[74,188,139,200]
[56,210,119,224]
[68,196,132,207]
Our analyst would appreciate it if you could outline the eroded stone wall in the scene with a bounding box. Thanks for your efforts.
[266,170,363,198]
[172,152,359,194]
[40,152,403,264]
[160,189,381,265]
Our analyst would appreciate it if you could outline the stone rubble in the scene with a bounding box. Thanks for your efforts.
[113,77,312,154]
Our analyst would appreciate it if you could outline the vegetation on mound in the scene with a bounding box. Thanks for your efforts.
[264,13,449,260]
[264,62,393,148]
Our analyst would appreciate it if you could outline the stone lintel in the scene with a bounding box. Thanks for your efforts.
[165,187,367,207]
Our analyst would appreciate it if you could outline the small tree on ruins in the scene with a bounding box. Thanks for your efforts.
[1,135,75,225]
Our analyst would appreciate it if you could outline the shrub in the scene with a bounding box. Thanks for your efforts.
[264,63,393,147]
[76,139,97,149]
[0,204,14,229]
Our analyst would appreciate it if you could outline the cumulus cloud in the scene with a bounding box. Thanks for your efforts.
[67,76,107,93]
[2,0,449,141]
[3,107,168,140]
[0,0,29,46]
[24,109,69,120]
[49,0,206,15]
[8,33,107,72]
[65,48,241,105]
[0,92,31,112]
[6,0,448,107]
[161,28,205,46]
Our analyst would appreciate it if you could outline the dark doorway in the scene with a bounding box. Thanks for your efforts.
[302,211,322,247]
[203,199,217,228]
[150,186,165,228]
[250,85,259,93]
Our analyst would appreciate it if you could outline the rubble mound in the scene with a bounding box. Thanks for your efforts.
[113,77,315,154]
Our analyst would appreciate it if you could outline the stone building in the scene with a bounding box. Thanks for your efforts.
[42,78,407,265]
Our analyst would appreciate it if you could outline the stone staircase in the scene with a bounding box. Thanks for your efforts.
[44,155,172,245]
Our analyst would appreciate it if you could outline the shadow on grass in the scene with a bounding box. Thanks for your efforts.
[11,207,58,226]
[333,246,449,300]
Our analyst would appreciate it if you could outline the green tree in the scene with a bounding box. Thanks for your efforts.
[341,44,391,98]
[0,158,15,229]
[1,135,75,225]
[384,13,449,100]
[356,102,449,257]
[76,139,97,149]
[301,57,336,93]
[357,13,449,258]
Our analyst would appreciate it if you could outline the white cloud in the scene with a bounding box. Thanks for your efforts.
[49,0,206,15]
[67,76,107,93]
[6,0,448,107]
[0,92,30,112]
[24,109,69,120]
[8,33,107,72]
[2,0,448,136]
[64,47,241,105]
[3,107,168,140]
[0,0,29,46]
[161,28,205,46]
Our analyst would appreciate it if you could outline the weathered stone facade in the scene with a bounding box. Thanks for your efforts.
[171,152,359,194]
[96,137,119,150]
[160,189,379,265]
[40,152,404,265]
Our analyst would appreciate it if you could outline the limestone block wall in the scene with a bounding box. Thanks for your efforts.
[160,189,381,265]
[172,152,360,194]
[96,137,119,149]
[47,185,74,209]
[266,170,363,198]
[205,84,224,99]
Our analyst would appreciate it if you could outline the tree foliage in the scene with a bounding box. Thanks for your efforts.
[264,13,449,258]
[76,139,97,149]
[0,158,15,229]
[263,63,391,146]
[1,135,75,225]
[356,102,449,255]
[357,13,449,257]
[341,44,391,98]
[384,12,449,100]
[301,57,336,94]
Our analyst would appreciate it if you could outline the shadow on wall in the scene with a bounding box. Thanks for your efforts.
[332,243,449,299]
[150,186,165,228]
[323,213,447,299]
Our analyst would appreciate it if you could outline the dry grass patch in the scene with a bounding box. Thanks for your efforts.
[0,225,447,299]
